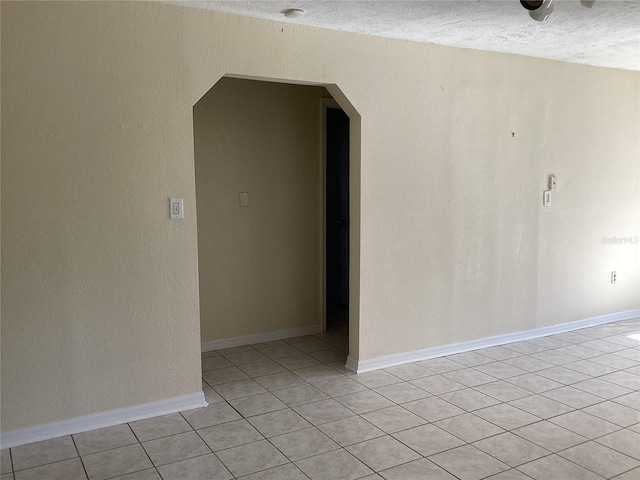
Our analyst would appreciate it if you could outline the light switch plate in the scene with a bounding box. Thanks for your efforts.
[170,197,184,219]
[543,190,551,206]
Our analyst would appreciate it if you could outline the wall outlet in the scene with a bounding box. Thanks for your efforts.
[611,271,617,284]
[239,192,249,207]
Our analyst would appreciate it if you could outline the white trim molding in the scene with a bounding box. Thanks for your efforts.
[347,309,640,374]
[201,324,322,352]
[0,392,207,449]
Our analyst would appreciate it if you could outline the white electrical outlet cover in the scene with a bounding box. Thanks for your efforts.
[170,197,184,219]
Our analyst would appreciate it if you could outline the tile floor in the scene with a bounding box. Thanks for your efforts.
[2,318,640,479]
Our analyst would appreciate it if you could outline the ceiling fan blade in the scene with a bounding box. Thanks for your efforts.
[580,0,596,8]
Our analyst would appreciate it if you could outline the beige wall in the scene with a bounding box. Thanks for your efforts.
[194,78,327,341]
[1,1,638,432]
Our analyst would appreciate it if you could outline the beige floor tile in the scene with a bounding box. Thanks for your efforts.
[335,390,395,414]
[483,470,532,480]
[600,371,640,390]
[216,345,253,355]
[383,363,434,381]
[512,420,587,452]
[614,391,640,410]
[474,362,527,380]
[82,444,152,480]
[435,413,504,443]
[392,424,464,456]
[613,467,640,479]
[409,375,465,395]
[378,458,457,480]
[550,410,620,439]
[353,371,403,389]
[201,355,232,371]
[293,365,343,383]
[502,356,554,372]
[275,354,322,370]
[596,429,640,460]
[294,339,333,354]
[293,399,355,425]
[508,394,574,419]
[73,424,138,456]
[318,416,385,446]
[238,463,307,479]
[443,368,497,387]
[474,381,531,402]
[272,384,329,407]
[247,408,312,437]
[13,458,86,480]
[129,413,192,442]
[374,382,430,404]
[259,344,304,359]
[202,366,250,386]
[429,444,509,480]
[239,360,287,377]
[518,454,604,479]
[202,388,224,404]
[180,402,242,429]
[223,350,269,366]
[109,469,161,480]
[141,431,209,466]
[347,436,420,471]
[478,346,522,361]
[530,351,580,366]
[228,393,287,417]
[1,450,11,474]
[584,400,640,427]
[156,453,232,480]
[313,376,367,397]
[309,348,348,363]
[270,427,339,461]
[217,440,288,477]
[198,419,263,451]
[360,406,426,434]
[502,342,547,355]
[213,379,267,400]
[559,441,640,478]
[439,388,500,411]
[506,373,563,393]
[415,358,465,374]
[572,378,633,399]
[252,372,306,391]
[447,352,494,367]
[11,436,77,471]
[473,432,550,467]
[564,359,618,377]
[535,366,590,385]
[590,354,638,370]
[403,396,465,422]
[295,449,372,480]
[474,403,541,430]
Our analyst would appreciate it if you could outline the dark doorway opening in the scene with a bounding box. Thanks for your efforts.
[325,105,350,334]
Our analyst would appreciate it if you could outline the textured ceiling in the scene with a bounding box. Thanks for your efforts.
[169,0,640,71]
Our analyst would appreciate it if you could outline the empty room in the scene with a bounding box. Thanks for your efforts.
[1,1,639,479]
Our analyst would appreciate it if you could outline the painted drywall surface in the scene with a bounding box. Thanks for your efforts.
[194,78,326,341]
[1,1,638,431]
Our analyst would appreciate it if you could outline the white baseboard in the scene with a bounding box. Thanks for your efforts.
[348,309,640,374]
[201,324,322,352]
[0,392,207,449]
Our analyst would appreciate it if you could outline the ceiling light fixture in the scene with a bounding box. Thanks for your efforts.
[282,8,304,18]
